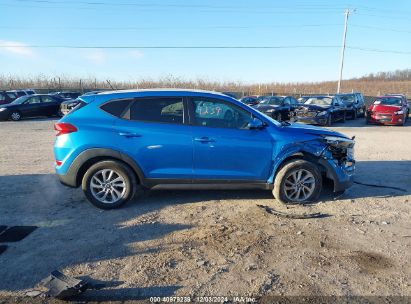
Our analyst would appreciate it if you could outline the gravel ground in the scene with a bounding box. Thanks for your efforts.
[0,117,410,302]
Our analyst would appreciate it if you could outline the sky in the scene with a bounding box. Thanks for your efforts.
[0,0,410,83]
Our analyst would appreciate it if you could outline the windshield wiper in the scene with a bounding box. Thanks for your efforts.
[280,121,291,126]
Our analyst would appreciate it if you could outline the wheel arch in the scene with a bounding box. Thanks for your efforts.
[65,148,145,187]
[270,147,326,184]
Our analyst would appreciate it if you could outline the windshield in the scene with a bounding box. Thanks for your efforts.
[11,95,30,104]
[304,97,333,106]
[338,95,355,103]
[257,96,268,102]
[374,97,401,106]
[260,97,283,105]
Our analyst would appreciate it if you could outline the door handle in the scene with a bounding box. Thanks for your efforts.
[118,132,142,138]
[194,137,215,143]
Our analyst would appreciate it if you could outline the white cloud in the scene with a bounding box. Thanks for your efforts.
[129,50,144,59]
[0,40,34,56]
[84,49,106,65]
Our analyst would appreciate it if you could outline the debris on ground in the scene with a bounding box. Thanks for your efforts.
[257,204,327,219]
[41,270,88,300]
[25,290,42,298]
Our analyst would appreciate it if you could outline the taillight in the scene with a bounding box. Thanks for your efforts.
[56,160,62,166]
[54,123,77,136]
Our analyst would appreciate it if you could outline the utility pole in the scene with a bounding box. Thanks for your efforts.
[337,9,352,93]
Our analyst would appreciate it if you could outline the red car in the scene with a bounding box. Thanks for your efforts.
[366,95,409,126]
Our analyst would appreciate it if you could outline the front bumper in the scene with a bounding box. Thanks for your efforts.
[366,112,404,125]
[319,158,355,192]
[0,110,10,121]
[295,115,327,125]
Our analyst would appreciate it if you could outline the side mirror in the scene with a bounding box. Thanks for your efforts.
[248,118,264,130]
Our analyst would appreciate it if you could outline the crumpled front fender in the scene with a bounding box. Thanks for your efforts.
[268,139,327,184]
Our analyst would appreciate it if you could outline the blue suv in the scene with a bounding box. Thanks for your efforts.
[54,89,355,209]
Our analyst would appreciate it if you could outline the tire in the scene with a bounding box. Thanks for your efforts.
[81,160,138,209]
[326,114,332,126]
[273,112,282,122]
[273,159,322,204]
[352,109,357,120]
[10,111,21,121]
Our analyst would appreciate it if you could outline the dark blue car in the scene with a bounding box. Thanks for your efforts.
[54,89,355,209]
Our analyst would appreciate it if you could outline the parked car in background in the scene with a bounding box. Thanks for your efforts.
[239,96,259,106]
[335,92,366,119]
[59,91,105,116]
[253,95,299,121]
[256,95,270,103]
[0,91,18,105]
[295,95,346,126]
[298,96,310,104]
[50,91,81,100]
[54,89,355,209]
[366,95,409,126]
[8,89,36,97]
[0,94,65,121]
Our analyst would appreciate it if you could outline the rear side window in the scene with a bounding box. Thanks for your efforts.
[101,99,133,117]
[129,97,184,124]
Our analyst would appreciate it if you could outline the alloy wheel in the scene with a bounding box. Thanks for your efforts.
[284,169,315,202]
[90,169,126,204]
[11,112,21,121]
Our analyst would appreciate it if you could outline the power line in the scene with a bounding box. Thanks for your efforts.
[0,44,410,54]
[351,24,411,34]
[0,24,342,31]
[0,45,341,49]
[347,46,411,55]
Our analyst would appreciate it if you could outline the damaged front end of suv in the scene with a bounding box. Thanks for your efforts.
[318,135,355,192]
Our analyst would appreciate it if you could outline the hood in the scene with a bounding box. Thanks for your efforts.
[282,122,349,138]
[254,104,280,111]
[297,104,331,112]
[0,103,17,109]
[368,104,401,113]
[61,98,78,105]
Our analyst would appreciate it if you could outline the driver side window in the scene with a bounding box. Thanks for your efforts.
[191,98,253,129]
[26,96,41,104]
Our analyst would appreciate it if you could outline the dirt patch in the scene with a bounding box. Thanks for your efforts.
[350,251,394,274]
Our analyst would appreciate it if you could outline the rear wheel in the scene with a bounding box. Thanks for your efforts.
[82,160,138,209]
[10,111,21,121]
[273,159,322,204]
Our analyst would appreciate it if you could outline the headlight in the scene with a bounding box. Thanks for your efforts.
[0,108,6,112]
[317,111,328,116]
[323,136,354,145]
[394,110,404,115]
[266,109,276,113]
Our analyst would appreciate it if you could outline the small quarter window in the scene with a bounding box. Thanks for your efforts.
[101,99,133,117]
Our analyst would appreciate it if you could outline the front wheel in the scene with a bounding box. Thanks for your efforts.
[326,114,332,126]
[10,111,21,121]
[82,160,138,209]
[352,109,357,120]
[273,159,322,204]
[273,112,282,122]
